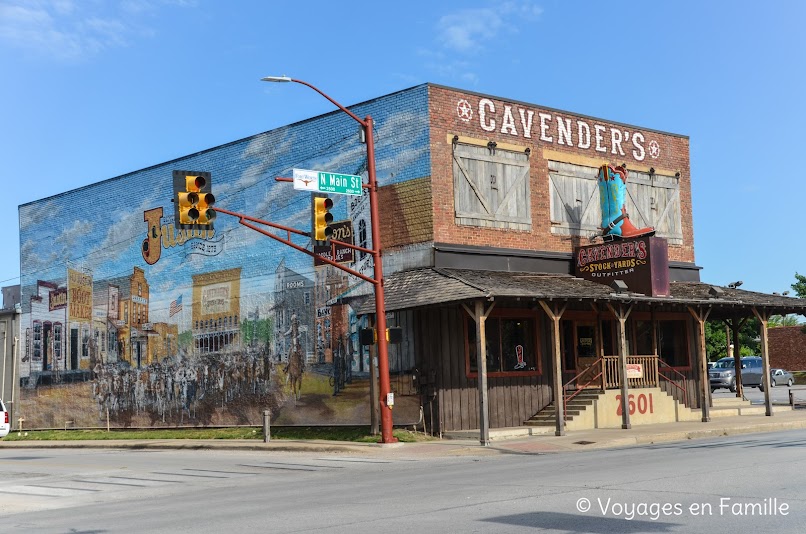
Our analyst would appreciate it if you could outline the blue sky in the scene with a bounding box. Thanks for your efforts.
[1,0,804,303]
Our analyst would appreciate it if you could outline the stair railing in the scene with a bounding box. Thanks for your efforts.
[562,357,604,420]
[658,358,688,407]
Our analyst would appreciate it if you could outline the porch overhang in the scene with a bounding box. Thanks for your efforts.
[353,267,806,317]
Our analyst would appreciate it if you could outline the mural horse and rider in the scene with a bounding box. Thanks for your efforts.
[283,314,305,404]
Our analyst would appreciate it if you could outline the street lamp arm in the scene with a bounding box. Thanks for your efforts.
[262,76,366,127]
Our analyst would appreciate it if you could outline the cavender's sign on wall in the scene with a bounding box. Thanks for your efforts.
[574,237,669,297]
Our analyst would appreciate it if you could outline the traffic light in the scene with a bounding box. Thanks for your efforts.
[173,171,215,228]
[313,196,334,241]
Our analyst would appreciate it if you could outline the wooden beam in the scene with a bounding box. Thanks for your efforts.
[539,300,568,436]
[752,308,773,417]
[688,306,712,422]
[723,316,744,398]
[463,300,496,446]
[607,302,633,429]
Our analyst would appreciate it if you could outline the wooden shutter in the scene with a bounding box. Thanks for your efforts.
[549,162,683,244]
[452,143,531,231]
[548,161,600,236]
[626,171,683,245]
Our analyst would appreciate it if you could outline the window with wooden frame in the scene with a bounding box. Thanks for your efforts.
[465,308,541,377]
[452,140,531,231]
[656,319,690,368]
[630,314,691,369]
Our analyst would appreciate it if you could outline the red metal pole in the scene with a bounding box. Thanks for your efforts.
[269,78,397,444]
[364,116,397,443]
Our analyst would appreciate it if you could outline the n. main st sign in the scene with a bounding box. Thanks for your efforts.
[292,168,362,196]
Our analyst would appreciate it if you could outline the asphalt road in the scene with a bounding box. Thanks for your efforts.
[1,429,805,533]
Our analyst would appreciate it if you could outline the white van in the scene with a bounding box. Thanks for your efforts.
[0,398,9,438]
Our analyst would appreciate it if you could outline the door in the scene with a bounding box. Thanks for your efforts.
[70,328,79,370]
[43,322,52,370]
[574,322,599,387]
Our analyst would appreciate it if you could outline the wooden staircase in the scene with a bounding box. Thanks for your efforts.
[524,390,603,427]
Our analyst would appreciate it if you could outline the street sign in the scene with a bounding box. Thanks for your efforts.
[293,168,362,196]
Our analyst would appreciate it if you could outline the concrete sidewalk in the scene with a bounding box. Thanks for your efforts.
[1,408,805,457]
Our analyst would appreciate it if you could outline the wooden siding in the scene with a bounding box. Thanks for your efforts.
[401,305,706,433]
[411,306,552,433]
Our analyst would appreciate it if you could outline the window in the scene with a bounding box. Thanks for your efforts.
[452,141,531,231]
[657,320,689,368]
[82,326,90,358]
[33,321,42,361]
[358,220,367,259]
[466,310,540,376]
[633,320,654,355]
[54,323,62,362]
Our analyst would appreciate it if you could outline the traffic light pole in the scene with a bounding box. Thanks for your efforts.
[260,76,397,444]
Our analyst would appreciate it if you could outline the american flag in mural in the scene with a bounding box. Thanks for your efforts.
[169,295,183,317]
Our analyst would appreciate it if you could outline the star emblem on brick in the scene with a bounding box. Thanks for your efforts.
[649,140,660,159]
[457,99,473,122]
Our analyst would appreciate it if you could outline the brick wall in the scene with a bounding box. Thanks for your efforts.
[378,177,433,249]
[769,325,806,371]
[427,85,695,264]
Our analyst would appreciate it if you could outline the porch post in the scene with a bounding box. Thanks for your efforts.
[539,300,568,436]
[724,316,745,398]
[752,308,773,416]
[733,318,745,398]
[688,306,712,422]
[462,300,496,446]
[608,302,633,430]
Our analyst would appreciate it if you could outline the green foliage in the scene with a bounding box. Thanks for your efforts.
[768,314,801,328]
[705,319,761,360]
[792,272,806,299]
[178,330,193,349]
[242,317,273,347]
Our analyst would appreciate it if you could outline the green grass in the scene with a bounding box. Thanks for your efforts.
[1,426,435,443]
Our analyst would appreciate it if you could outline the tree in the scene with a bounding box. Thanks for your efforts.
[792,272,806,298]
[769,314,801,327]
[705,319,761,361]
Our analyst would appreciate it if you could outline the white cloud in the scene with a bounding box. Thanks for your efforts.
[438,8,504,52]
[431,1,543,82]
[0,0,194,60]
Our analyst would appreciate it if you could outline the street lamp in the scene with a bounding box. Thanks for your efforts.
[261,75,397,444]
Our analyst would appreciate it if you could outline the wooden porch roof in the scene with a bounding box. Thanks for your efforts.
[354,268,806,318]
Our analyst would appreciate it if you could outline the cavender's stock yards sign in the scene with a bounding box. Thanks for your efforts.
[574,237,669,297]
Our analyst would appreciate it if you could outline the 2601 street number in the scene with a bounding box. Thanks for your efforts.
[615,393,654,416]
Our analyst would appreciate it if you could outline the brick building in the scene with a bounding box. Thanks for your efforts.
[769,326,806,371]
[15,83,806,433]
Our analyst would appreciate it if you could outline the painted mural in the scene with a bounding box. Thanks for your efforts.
[17,85,430,429]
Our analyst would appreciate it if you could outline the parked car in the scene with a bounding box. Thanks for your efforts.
[759,368,795,391]
[739,356,764,388]
[0,398,9,438]
[709,356,764,392]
